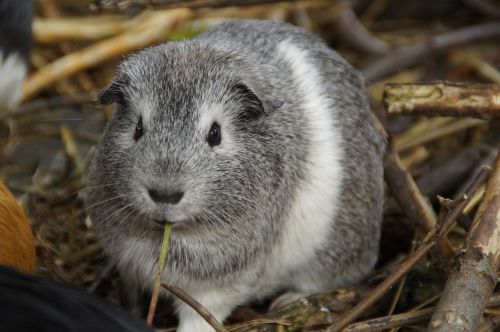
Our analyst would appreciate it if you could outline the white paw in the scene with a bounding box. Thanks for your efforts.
[176,317,215,332]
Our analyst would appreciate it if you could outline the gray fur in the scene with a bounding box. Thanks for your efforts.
[87,19,386,331]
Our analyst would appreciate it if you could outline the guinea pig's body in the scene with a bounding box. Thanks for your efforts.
[87,19,385,331]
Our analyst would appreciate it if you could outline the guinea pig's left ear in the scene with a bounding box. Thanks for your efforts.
[234,83,283,120]
[97,78,126,106]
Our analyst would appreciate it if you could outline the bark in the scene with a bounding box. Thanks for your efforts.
[384,82,500,119]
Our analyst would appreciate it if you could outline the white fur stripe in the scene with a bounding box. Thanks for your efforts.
[271,40,343,273]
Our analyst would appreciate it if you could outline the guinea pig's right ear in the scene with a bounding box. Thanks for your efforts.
[97,80,125,106]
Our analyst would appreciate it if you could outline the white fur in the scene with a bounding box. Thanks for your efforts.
[0,52,27,110]
[266,40,344,291]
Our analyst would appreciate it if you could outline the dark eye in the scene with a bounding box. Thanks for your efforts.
[134,117,143,141]
[207,122,221,146]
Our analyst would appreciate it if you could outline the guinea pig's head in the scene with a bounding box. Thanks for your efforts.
[87,42,283,234]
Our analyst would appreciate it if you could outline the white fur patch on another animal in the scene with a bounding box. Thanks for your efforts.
[0,52,26,110]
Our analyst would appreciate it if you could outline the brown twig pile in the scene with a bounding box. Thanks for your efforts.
[1,0,499,331]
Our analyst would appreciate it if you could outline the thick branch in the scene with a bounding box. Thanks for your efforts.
[429,147,500,332]
[384,82,500,119]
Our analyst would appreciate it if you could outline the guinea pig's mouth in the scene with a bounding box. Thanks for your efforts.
[153,219,170,226]
[152,218,198,228]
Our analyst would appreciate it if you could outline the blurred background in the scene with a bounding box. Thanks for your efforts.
[0,0,499,330]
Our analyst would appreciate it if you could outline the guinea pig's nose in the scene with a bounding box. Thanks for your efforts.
[148,188,184,205]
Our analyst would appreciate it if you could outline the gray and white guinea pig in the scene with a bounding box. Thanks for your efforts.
[87,19,386,331]
[0,0,32,110]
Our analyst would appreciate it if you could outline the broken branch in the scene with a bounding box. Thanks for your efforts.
[384,82,500,119]
[428,147,500,332]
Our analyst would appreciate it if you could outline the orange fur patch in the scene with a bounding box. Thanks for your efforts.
[0,180,36,273]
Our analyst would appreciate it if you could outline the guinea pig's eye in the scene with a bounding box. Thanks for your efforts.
[134,117,144,141]
[207,122,221,146]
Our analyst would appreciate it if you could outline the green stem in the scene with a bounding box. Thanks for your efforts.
[146,222,173,326]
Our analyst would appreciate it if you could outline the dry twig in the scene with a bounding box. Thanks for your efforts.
[451,51,500,84]
[428,148,500,332]
[330,3,389,55]
[162,283,227,332]
[93,0,303,11]
[383,139,442,242]
[362,22,500,82]
[384,82,500,119]
[34,15,131,43]
[38,0,97,92]
[343,293,500,332]
[22,9,193,101]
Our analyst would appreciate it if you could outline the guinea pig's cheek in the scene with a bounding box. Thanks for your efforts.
[115,130,136,149]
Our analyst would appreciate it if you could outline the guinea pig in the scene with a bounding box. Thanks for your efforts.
[0,0,32,110]
[87,19,386,331]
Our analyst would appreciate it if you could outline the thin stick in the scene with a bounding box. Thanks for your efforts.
[384,140,450,253]
[34,15,131,43]
[146,223,173,326]
[0,94,94,122]
[60,125,85,177]
[22,9,193,101]
[386,237,417,317]
[326,167,491,332]
[394,118,486,152]
[330,3,389,55]
[162,283,227,332]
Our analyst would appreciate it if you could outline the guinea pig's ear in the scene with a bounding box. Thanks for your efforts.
[233,83,282,120]
[97,80,125,106]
